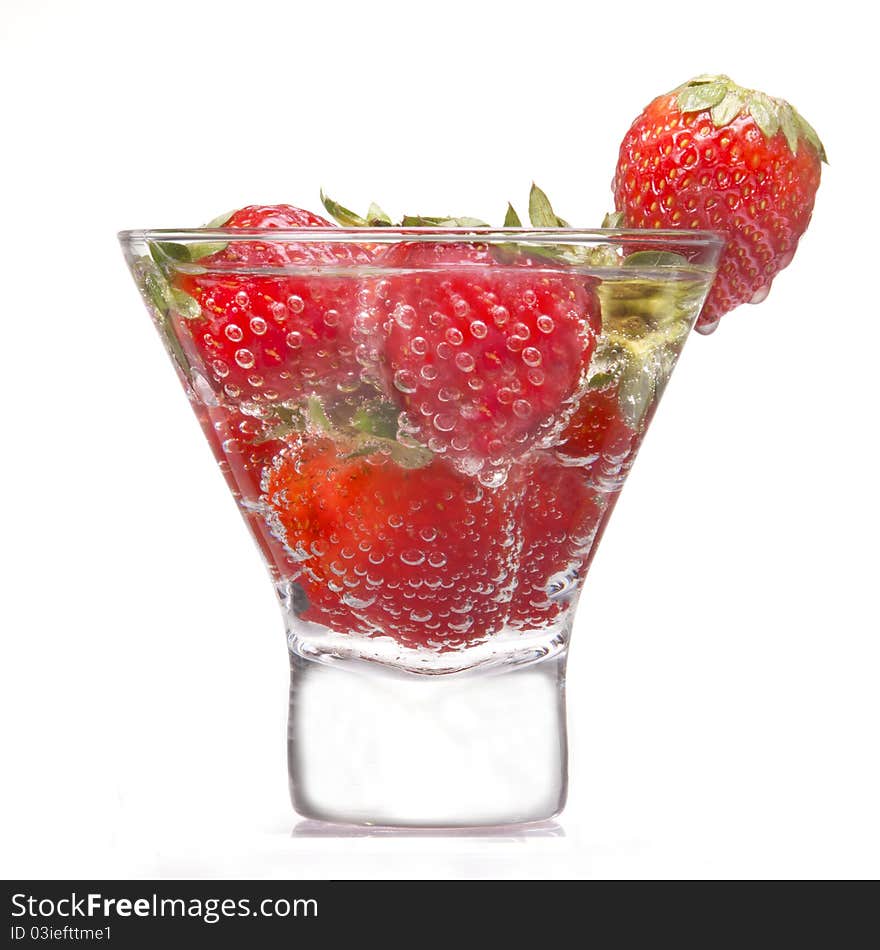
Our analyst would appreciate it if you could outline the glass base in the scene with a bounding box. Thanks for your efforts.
[288,651,568,827]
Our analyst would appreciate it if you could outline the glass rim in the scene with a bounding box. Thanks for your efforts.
[118,226,726,248]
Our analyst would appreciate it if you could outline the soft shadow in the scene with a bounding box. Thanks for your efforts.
[292,819,565,839]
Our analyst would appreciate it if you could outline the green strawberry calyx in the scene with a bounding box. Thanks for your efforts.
[305,396,434,470]
[320,188,490,228]
[671,74,827,162]
[149,209,236,267]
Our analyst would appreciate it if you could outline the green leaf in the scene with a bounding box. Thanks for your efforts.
[401,214,444,226]
[528,183,560,228]
[686,73,730,86]
[351,401,400,440]
[386,441,434,469]
[677,81,727,113]
[778,102,800,154]
[617,361,656,430]
[169,288,202,320]
[601,210,626,228]
[623,250,689,267]
[203,209,235,228]
[711,90,745,127]
[400,215,489,227]
[187,241,228,261]
[134,257,192,375]
[444,216,491,227]
[747,91,779,138]
[260,405,305,441]
[306,394,334,433]
[366,202,392,226]
[587,372,616,390]
[150,241,191,265]
[143,268,171,314]
[504,203,522,227]
[320,189,369,227]
[796,113,828,163]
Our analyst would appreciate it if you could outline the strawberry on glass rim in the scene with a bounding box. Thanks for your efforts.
[611,74,825,333]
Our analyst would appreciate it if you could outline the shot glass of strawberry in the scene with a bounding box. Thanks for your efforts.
[121,76,823,826]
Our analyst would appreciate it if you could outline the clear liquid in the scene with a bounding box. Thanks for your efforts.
[132,250,713,674]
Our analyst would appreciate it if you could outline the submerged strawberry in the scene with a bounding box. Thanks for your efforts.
[555,384,638,487]
[372,241,600,485]
[168,205,371,407]
[263,438,517,648]
[613,75,825,332]
[508,456,606,629]
[197,402,297,503]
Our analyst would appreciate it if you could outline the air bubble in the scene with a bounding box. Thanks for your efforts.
[287,295,305,313]
[452,297,470,318]
[463,484,484,503]
[235,348,255,369]
[527,368,545,386]
[445,327,464,346]
[433,412,457,432]
[234,291,249,308]
[388,514,404,528]
[224,324,243,342]
[286,331,303,349]
[478,468,508,488]
[419,527,438,542]
[324,309,340,327]
[411,336,428,355]
[513,399,532,419]
[211,360,229,378]
[420,365,438,381]
[491,306,509,326]
[249,316,268,335]
[470,320,488,339]
[394,369,418,393]
[394,304,416,329]
[400,549,426,566]
[522,346,542,367]
[536,314,554,333]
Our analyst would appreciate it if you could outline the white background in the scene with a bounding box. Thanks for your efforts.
[2,0,877,880]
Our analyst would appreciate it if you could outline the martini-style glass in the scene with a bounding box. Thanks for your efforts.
[119,226,722,826]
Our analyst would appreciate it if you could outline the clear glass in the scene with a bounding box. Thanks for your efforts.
[119,226,723,826]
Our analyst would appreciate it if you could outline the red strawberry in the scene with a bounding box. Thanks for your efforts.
[170,205,371,408]
[263,438,517,648]
[508,456,607,629]
[371,241,600,486]
[555,384,639,488]
[196,402,291,503]
[612,75,825,332]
